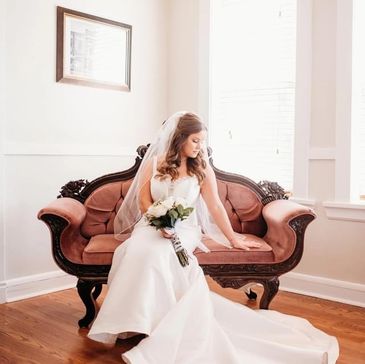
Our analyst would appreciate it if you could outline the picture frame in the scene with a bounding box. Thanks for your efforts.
[56,6,132,91]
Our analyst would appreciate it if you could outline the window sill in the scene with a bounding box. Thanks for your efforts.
[323,201,365,222]
[289,197,316,207]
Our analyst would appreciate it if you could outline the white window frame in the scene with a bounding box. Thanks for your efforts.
[198,0,314,207]
[323,0,365,222]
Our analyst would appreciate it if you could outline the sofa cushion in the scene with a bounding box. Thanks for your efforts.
[83,233,273,266]
[195,234,274,264]
[82,233,130,265]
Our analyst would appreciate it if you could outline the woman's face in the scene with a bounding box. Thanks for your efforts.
[181,130,206,159]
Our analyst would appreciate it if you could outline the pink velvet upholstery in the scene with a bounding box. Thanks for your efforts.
[38,197,87,227]
[195,234,274,264]
[81,180,133,237]
[262,200,313,261]
[81,179,266,238]
[38,198,88,263]
[76,179,270,265]
[83,233,130,264]
[216,181,266,236]
[82,233,274,266]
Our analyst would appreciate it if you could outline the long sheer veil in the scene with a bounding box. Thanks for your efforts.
[114,111,232,250]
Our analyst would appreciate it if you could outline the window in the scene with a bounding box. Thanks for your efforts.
[209,0,297,191]
[322,0,365,222]
[352,0,365,200]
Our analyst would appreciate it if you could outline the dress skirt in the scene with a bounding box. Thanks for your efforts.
[87,221,339,364]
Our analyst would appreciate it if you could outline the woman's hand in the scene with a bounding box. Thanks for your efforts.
[160,228,174,239]
[229,235,262,251]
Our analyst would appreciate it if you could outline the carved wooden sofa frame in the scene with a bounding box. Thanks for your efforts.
[38,145,316,328]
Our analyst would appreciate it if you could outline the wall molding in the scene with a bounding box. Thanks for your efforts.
[322,200,365,222]
[278,271,365,308]
[0,270,77,303]
[3,142,138,157]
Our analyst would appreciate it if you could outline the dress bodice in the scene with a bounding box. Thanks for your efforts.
[150,157,201,207]
[149,157,201,233]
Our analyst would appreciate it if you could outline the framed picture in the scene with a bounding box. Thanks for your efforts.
[56,6,132,91]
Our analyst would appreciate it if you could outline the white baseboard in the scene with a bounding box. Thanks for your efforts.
[0,281,6,303]
[279,272,365,308]
[0,270,77,303]
[1,270,364,309]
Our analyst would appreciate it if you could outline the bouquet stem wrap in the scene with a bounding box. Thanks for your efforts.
[168,230,189,267]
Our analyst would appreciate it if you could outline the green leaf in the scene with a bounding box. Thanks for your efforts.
[151,219,162,227]
[168,209,178,219]
[176,205,184,215]
[169,215,176,226]
[184,207,194,215]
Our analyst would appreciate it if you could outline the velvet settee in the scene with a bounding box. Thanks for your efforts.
[37,145,316,328]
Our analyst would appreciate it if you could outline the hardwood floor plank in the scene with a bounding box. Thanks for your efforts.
[1,280,364,363]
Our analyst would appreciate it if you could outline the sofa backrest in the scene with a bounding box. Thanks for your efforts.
[80,178,266,238]
[216,180,266,236]
[81,180,133,237]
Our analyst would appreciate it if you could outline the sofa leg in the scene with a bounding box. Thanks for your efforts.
[259,277,279,309]
[92,283,103,300]
[77,279,99,328]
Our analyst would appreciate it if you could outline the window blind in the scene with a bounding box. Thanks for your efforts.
[210,0,297,191]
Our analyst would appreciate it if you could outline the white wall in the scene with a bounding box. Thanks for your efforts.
[0,0,168,301]
[167,0,200,115]
[0,0,6,302]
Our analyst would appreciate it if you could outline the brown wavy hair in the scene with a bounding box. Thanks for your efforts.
[156,112,207,184]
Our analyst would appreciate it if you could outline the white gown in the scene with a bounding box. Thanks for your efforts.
[88,163,339,364]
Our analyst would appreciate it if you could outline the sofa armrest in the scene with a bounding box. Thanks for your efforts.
[38,197,87,227]
[38,198,88,264]
[262,200,316,261]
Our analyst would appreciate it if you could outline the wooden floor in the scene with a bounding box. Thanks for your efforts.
[1,278,364,363]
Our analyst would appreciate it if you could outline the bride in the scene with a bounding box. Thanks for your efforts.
[88,111,339,363]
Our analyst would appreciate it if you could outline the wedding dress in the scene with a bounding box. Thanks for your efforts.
[88,158,339,364]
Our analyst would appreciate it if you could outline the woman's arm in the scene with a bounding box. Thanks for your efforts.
[201,164,262,250]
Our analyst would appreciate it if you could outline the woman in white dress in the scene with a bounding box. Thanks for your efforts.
[88,111,339,364]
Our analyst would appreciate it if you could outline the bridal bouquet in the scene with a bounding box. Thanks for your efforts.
[144,196,194,267]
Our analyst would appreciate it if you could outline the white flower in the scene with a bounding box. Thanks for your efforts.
[147,202,169,217]
[174,197,188,208]
[161,196,175,210]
